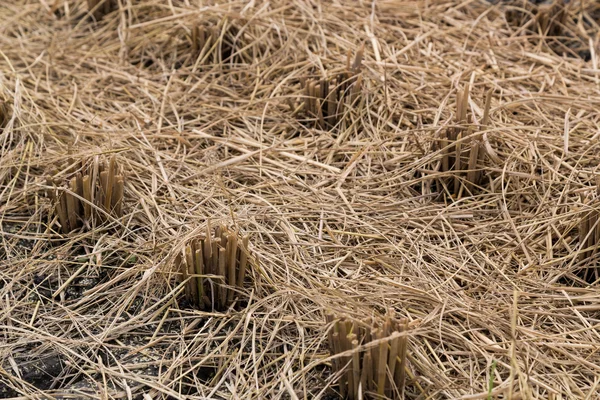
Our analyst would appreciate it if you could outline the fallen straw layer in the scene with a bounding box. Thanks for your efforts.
[47,154,125,233]
[4,0,600,398]
[177,223,253,311]
[326,312,409,400]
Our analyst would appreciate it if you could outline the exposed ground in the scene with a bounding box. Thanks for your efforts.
[2,0,600,399]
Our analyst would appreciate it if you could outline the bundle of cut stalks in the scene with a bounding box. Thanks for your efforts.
[47,155,125,233]
[434,86,492,198]
[299,46,364,129]
[190,21,239,65]
[577,181,600,282]
[326,312,409,400]
[0,97,10,130]
[506,0,567,37]
[535,0,567,37]
[176,222,253,311]
[86,0,116,20]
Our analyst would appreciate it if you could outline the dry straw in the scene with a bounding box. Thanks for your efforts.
[46,155,125,233]
[326,312,409,400]
[4,0,600,398]
[176,222,253,311]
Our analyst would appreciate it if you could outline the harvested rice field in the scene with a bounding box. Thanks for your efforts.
[2,0,600,398]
